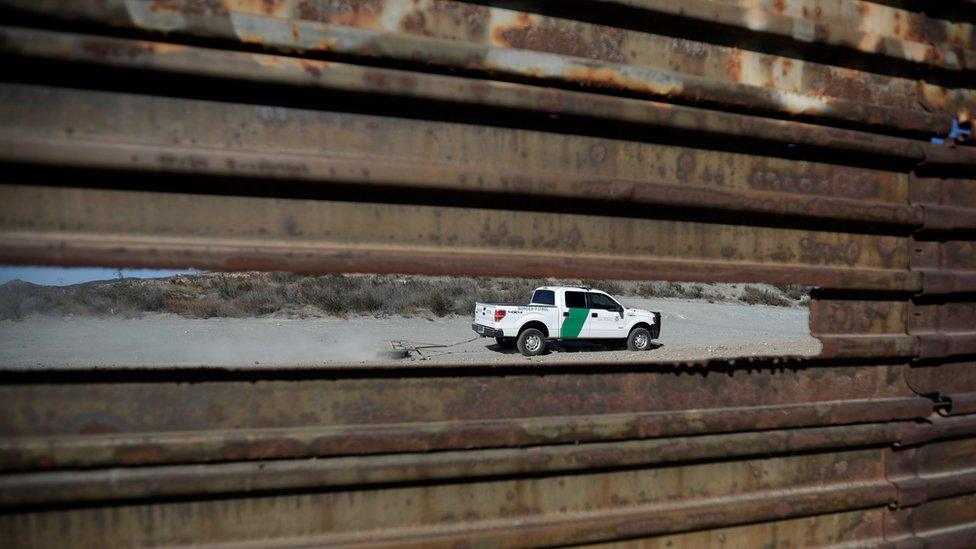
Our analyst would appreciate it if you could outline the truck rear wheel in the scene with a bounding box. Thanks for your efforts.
[495,337,516,350]
[627,327,652,351]
[517,328,546,356]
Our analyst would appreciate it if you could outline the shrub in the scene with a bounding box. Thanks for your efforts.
[212,275,255,300]
[111,284,167,313]
[777,284,808,301]
[234,288,284,316]
[0,272,804,321]
[583,279,623,294]
[742,285,792,307]
[636,282,682,298]
[423,291,455,316]
[165,297,231,318]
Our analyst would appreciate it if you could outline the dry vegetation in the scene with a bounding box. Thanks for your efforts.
[0,273,808,320]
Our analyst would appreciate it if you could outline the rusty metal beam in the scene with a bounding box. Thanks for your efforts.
[911,238,976,294]
[0,184,918,290]
[908,301,976,359]
[0,364,928,470]
[912,177,976,231]
[0,80,916,203]
[0,30,956,165]
[906,361,976,416]
[589,0,976,71]
[810,299,909,336]
[0,447,896,547]
[0,79,920,220]
[0,422,907,507]
[0,1,968,134]
[584,509,887,548]
[0,134,923,228]
[885,494,976,546]
[808,298,919,358]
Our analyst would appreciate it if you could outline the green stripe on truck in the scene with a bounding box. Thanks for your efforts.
[561,308,589,338]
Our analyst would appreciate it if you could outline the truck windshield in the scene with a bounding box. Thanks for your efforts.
[531,289,555,305]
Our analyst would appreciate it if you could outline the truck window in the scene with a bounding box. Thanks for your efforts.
[565,291,586,308]
[587,292,618,310]
[531,289,555,305]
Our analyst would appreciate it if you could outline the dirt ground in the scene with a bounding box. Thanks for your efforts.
[0,297,819,368]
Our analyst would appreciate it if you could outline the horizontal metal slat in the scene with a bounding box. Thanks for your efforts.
[0,364,927,470]
[0,448,895,548]
[0,35,945,167]
[0,134,922,227]
[0,79,917,215]
[590,0,976,70]
[809,299,917,358]
[913,178,976,211]
[0,423,906,507]
[912,177,976,231]
[907,361,976,399]
[885,493,976,547]
[0,184,917,290]
[0,0,965,134]
[945,393,976,415]
[911,239,976,294]
[582,508,887,548]
[809,299,909,335]
[1,397,935,472]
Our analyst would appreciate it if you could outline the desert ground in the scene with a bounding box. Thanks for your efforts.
[0,296,818,368]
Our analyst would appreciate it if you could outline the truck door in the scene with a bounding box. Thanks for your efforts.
[586,292,627,338]
[560,290,588,339]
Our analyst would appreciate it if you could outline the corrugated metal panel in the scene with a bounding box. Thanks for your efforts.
[0,0,974,546]
[4,0,971,131]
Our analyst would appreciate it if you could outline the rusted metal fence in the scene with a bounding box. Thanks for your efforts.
[0,0,974,546]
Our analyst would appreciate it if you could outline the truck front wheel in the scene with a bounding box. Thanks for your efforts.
[627,327,652,351]
[517,328,547,356]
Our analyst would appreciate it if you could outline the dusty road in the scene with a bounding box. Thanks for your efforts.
[0,297,819,368]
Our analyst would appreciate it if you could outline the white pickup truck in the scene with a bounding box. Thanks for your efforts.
[472,286,661,356]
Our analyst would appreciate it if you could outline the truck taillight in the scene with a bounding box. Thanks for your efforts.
[494,310,507,322]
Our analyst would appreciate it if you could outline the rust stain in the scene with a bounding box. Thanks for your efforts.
[80,38,152,60]
[401,11,431,36]
[298,59,324,77]
[313,38,338,51]
[491,14,626,64]
[676,151,696,182]
[562,67,679,96]
[226,0,285,16]
[294,0,384,27]
[726,50,743,82]
[589,144,607,164]
[747,165,881,200]
[799,238,862,267]
[153,0,226,15]
[364,70,390,88]
[237,32,268,45]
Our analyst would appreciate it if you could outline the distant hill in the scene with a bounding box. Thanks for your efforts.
[0,272,807,320]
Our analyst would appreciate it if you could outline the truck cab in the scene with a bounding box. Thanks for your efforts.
[473,286,661,356]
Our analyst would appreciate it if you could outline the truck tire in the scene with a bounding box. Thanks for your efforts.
[517,328,547,357]
[495,337,516,350]
[627,327,652,351]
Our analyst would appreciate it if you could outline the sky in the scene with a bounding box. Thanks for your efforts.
[0,266,199,286]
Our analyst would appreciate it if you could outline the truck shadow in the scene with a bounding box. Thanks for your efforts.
[487,341,663,354]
